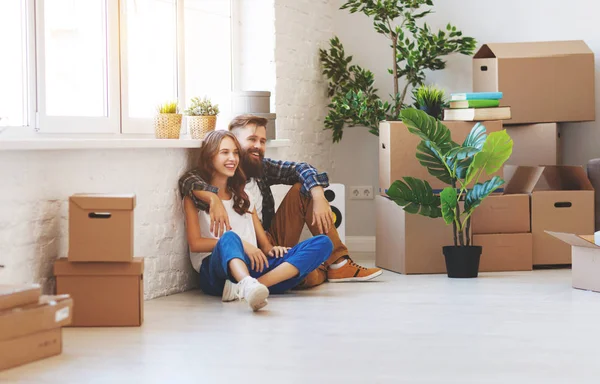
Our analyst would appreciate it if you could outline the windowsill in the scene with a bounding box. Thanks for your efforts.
[0,128,290,151]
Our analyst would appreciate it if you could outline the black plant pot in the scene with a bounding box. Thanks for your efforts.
[419,105,443,120]
[442,246,482,278]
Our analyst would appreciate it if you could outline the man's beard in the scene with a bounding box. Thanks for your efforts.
[241,148,264,178]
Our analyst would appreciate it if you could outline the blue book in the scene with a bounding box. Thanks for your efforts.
[450,92,503,101]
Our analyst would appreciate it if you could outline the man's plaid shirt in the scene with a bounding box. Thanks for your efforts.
[179,158,330,231]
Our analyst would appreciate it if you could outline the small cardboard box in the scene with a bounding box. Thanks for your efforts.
[503,165,595,265]
[0,295,73,342]
[69,193,136,262]
[54,258,144,327]
[379,120,503,195]
[0,284,41,312]
[0,328,62,372]
[506,123,561,166]
[545,231,600,293]
[472,167,534,234]
[376,195,460,274]
[473,233,533,272]
[473,40,595,125]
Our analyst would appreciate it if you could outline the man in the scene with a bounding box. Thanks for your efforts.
[179,114,382,288]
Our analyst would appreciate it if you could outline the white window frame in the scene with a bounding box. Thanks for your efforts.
[25,0,37,129]
[35,0,121,133]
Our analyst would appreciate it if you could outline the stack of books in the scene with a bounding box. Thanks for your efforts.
[443,92,511,121]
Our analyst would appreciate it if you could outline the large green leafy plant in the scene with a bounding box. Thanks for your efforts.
[319,0,476,142]
[386,109,513,247]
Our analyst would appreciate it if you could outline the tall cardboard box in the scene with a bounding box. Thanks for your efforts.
[379,120,503,195]
[503,165,594,265]
[0,295,73,371]
[376,195,459,274]
[69,193,136,262]
[54,258,144,327]
[473,40,595,125]
[545,232,600,293]
[506,123,561,166]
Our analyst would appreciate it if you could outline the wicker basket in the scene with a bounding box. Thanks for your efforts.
[154,113,182,139]
[188,115,217,139]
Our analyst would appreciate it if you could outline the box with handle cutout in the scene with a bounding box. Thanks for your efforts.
[499,165,594,265]
[68,193,136,262]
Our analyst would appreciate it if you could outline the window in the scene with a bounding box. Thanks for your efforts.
[0,0,234,135]
[0,1,29,127]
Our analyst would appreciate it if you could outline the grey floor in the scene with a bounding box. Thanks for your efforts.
[2,255,600,383]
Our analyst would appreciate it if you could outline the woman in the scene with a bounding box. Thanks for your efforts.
[183,130,333,312]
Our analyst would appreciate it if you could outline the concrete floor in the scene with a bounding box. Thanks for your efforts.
[2,259,600,383]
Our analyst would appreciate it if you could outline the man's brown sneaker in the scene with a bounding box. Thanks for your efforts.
[327,258,383,282]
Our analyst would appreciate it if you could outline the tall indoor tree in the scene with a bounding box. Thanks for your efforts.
[319,0,477,143]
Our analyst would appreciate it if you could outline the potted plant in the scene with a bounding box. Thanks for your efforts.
[154,101,182,139]
[412,84,447,120]
[319,0,476,142]
[386,108,513,278]
[185,96,220,140]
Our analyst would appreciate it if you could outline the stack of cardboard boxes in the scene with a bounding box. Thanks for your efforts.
[471,40,595,268]
[376,39,596,274]
[53,194,144,327]
[0,284,73,371]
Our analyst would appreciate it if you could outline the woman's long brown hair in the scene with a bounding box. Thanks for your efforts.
[196,130,251,216]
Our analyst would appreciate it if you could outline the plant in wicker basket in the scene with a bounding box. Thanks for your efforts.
[185,96,220,139]
[154,101,182,139]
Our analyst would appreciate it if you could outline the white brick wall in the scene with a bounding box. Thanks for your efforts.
[0,148,199,299]
[274,0,336,173]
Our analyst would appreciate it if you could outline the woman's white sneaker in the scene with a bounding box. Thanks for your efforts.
[238,277,269,311]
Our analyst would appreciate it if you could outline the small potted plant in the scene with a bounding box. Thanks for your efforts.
[387,108,513,278]
[412,84,447,120]
[185,96,220,139]
[154,101,182,139]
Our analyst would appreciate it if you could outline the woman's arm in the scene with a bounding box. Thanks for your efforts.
[251,208,289,258]
[183,196,218,253]
[252,208,273,254]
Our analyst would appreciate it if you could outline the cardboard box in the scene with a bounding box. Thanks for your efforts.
[376,195,460,274]
[506,123,561,166]
[472,168,533,234]
[54,258,144,327]
[0,295,73,342]
[379,120,503,194]
[0,328,62,371]
[504,165,594,265]
[0,284,41,312]
[473,234,533,272]
[69,193,136,262]
[473,40,595,125]
[545,231,600,293]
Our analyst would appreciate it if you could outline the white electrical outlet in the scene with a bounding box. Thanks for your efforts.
[349,186,374,200]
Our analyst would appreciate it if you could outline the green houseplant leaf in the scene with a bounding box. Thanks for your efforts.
[439,187,457,225]
[466,130,514,185]
[400,108,452,147]
[446,122,487,179]
[464,176,505,213]
[387,177,442,218]
[416,140,453,185]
